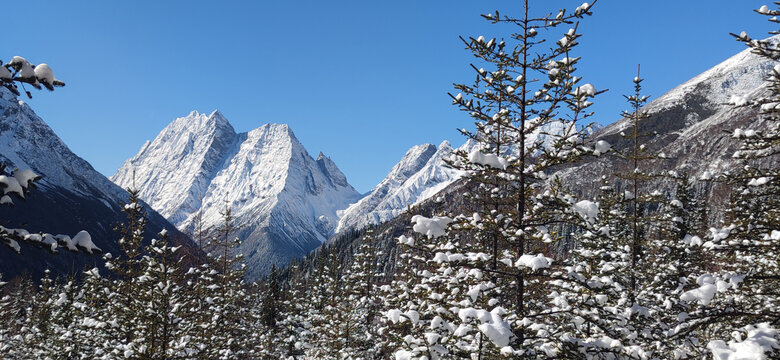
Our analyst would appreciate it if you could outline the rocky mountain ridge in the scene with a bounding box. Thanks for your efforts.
[112,111,362,279]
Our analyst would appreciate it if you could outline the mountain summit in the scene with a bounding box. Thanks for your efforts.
[112,111,361,279]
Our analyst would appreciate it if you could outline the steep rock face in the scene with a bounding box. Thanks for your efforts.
[0,89,188,279]
[113,114,361,279]
[335,141,465,233]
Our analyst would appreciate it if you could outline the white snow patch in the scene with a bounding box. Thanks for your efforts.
[515,253,552,271]
[593,140,611,156]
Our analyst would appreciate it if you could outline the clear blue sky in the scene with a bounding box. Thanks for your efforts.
[5,1,774,193]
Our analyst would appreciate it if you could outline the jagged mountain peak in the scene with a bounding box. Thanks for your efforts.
[111,109,238,225]
[335,140,463,234]
[315,152,349,188]
[387,143,438,181]
[113,112,360,279]
[166,109,235,135]
[245,123,295,143]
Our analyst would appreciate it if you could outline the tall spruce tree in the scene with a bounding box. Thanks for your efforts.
[305,247,342,359]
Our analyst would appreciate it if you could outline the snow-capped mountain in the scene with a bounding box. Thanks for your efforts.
[334,120,601,234]
[554,36,779,197]
[335,141,464,234]
[0,88,188,279]
[112,111,361,280]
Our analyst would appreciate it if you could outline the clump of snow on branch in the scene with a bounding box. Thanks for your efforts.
[593,140,611,155]
[468,149,508,169]
[707,323,779,360]
[2,56,65,94]
[411,215,453,239]
[515,254,553,271]
[573,200,599,222]
[680,273,743,305]
[72,230,101,254]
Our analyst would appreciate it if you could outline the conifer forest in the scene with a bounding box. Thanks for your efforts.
[0,1,778,359]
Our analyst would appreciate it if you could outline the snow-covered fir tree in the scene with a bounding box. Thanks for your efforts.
[383,0,606,358]
[337,229,383,358]
[305,247,342,359]
[201,202,250,359]
[274,263,311,358]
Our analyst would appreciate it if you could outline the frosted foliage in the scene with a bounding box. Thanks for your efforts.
[9,56,34,80]
[72,230,100,254]
[0,66,10,81]
[13,169,38,187]
[594,140,611,155]
[680,283,717,305]
[0,175,24,197]
[32,64,56,84]
[394,350,412,360]
[516,254,553,271]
